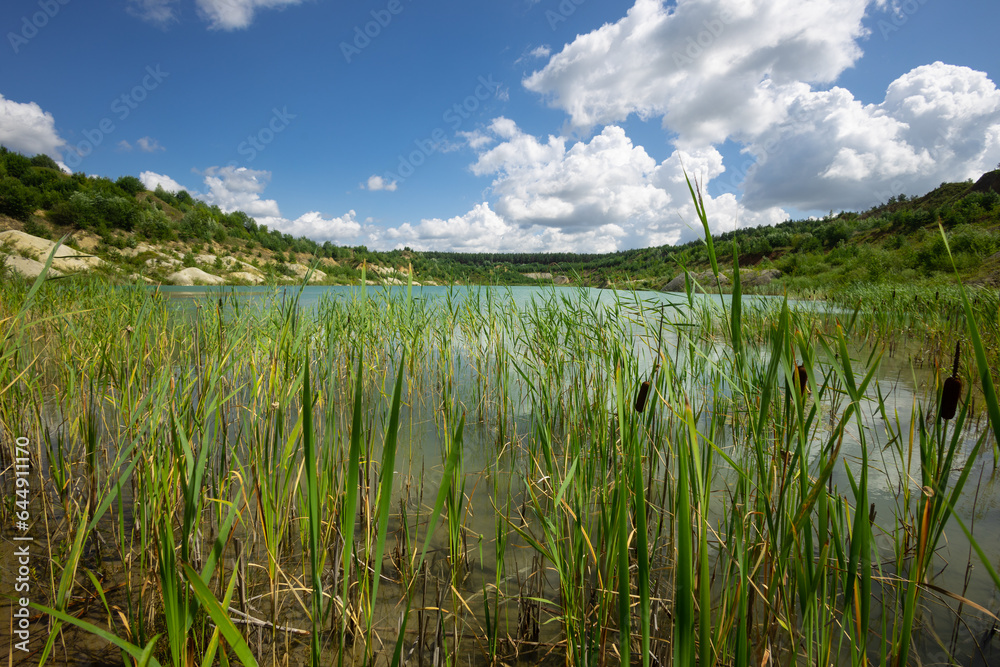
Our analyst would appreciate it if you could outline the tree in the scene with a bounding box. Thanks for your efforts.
[30,154,61,171]
[48,192,99,229]
[136,208,174,241]
[0,177,37,221]
[817,222,850,249]
[154,185,179,207]
[116,175,146,196]
[178,207,213,241]
[94,194,139,231]
[2,152,31,178]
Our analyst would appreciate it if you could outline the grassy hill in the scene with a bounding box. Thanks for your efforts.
[2,144,998,293]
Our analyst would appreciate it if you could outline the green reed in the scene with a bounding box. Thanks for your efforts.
[4,206,1000,667]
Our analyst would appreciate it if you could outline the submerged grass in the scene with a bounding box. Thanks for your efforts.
[2,195,999,666]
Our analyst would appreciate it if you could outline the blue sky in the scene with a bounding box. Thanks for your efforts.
[2,0,999,252]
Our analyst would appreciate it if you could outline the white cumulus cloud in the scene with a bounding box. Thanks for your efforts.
[741,63,1000,211]
[524,0,879,146]
[363,175,398,192]
[256,210,364,242]
[468,118,785,248]
[0,93,65,158]
[530,45,551,59]
[196,0,307,30]
[374,119,787,253]
[199,165,281,218]
[136,136,165,152]
[140,171,186,193]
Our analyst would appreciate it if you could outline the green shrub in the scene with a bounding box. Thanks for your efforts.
[29,154,61,171]
[154,185,179,207]
[950,224,999,258]
[22,217,50,239]
[136,209,174,242]
[178,208,213,241]
[817,221,850,249]
[115,175,145,196]
[0,177,37,221]
[93,194,139,231]
[49,192,98,229]
[853,245,898,283]
[2,152,31,178]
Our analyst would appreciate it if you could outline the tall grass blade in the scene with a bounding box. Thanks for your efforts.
[302,353,323,665]
[182,564,260,667]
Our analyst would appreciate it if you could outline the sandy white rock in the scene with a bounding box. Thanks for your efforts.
[229,271,264,284]
[166,267,226,286]
[0,230,104,273]
[3,255,65,280]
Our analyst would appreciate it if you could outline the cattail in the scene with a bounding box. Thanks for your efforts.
[940,342,961,420]
[794,363,809,396]
[635,380,651,413]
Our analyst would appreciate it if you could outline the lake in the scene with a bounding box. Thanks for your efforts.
[3,280,996,665]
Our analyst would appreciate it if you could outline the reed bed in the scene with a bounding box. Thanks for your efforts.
[1,216,999,667]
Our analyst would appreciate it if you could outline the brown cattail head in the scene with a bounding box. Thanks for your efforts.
[941,377,961,420]
[635,380,651,413]
[794,364,809,396]
[940,342,961,420]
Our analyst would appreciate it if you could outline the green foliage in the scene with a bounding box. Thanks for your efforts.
[47,191,138,232]
[49,192,99,229]
[853,245,897,283]
[136,208,174,242]
[0,176,37,221]
[178,207,214,241]
[2,151,32,178]
[950,224,1000,258]
[115,175,145,196]
[817,221,851,249]
[20,164,62,190]
[23,217,50,239]
[272,261,295,277]
[94,194,139,231]
[154,185,179,207]
[30,154,61,171]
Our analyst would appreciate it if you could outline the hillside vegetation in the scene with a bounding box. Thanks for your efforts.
[1,145,999,293]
